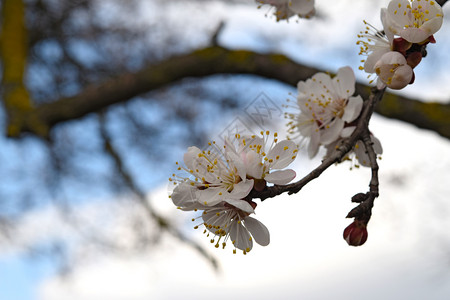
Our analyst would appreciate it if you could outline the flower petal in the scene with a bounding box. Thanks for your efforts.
[183,146,201,170]
[333,66,355,99]
[341,126,355,138]
[264,169,296,185]
[308,130,320,158]
[364,49,389,73]
[289,0,314,15]
[399,28,431,44]
[197,187,225,206]
[224,199,254,214]
[230,180,254,199]
[371,134,383,154]
[242,150,263,179]
[226,151,246,181]
[230,221,253,251]
[342,95,363,123]
[320,118,344,145]
[171,183,200,210]
[266,140,298,169]
[244,216,270,246]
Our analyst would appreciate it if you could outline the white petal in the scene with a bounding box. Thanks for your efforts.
[289,0,314,14]
[371,135,383,154]
[399,28,431,44]
[243,150,263,179]
[320,119,344,145]
[226,151,246,181]
[224,199,254,214]
[202,207,229,231]
[376,77,386,89]
[192,159,217,183]
[341,126,355,138]
[244,216,270,246]
[230,221,253,251]
[389,65,413,90]
[364,49,388,73]
[375,51,406,66]
[183,146,201,170]
[171,183,199,210]
[264,169,296,185]
[231,180,254,198]
[308,130,320,158]
[421,16,443,36]
[387,0,411,30]
[342,95,363,123]
[267,140,298,169]
[312,72,333,91]
[197,187,225,206]
[380,8,394,42]
[333,66,355,99]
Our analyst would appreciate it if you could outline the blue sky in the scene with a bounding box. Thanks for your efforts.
[2,0,450,299]
[0,256,55,300]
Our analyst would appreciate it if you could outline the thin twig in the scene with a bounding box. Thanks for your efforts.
[250,87,386,201]
[98,112,219,270]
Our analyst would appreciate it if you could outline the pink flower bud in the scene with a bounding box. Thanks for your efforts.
[374,51,413,90]
[392,37,412,55]
[343,220,368,246]
[406,51,422,69]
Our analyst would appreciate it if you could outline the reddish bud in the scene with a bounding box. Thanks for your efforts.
[409,71,415,85]
[253,179,267,192]
[343,220,368,246]
[351,193,367,203]
[428,35,436,44]
[392,37,412,55]
[406,51,422,69]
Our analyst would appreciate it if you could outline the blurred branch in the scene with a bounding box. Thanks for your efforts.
[11,46,450,140]
[98,113,219,270]
[0,0,37,136]
[211,21,225,46]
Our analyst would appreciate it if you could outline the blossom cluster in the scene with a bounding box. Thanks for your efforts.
[357,0,444,90]
[256,0,315,21]
[285,66,382,166]
[169,0,445,253]
[169,132,298,254]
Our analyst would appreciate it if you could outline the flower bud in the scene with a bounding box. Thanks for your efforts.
[374,51,413,90]
[351,192,367,203]
[392,37,412,55]
[406,51,422,69]
[343,220,368,246]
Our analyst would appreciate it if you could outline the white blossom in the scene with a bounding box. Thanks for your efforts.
[324,133,383,168]
[202,203,270,254]
[386,0,443,43]
[170,182,270,254]
[256,0,315,21]
[231,132,298,189]
[354,135,383,167]
[286,66,363,158]
[357,9,394,75]
[170,142,254,207]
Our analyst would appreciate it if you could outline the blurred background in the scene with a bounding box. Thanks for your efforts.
[1,0,450,299]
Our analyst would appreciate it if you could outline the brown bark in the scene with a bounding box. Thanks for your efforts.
[11,46,450,140]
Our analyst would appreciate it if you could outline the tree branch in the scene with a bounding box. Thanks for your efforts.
[0,0,34,136]
[13,47,450,140]
[98,113,219,270]
[249,88,385,201]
